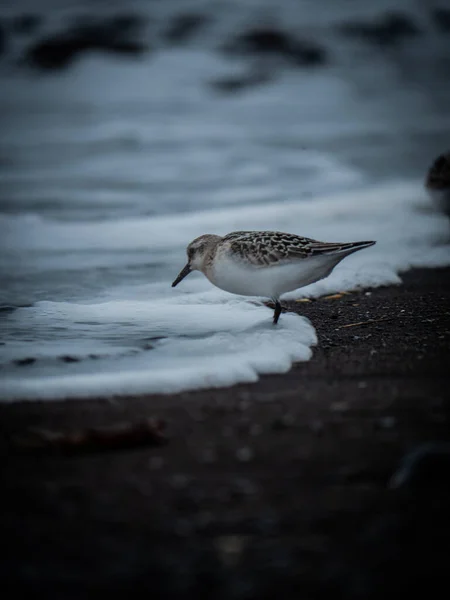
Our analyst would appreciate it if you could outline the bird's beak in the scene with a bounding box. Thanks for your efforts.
[172,263,191,287]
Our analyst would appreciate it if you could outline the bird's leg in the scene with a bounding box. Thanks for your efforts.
[273,300,282,325]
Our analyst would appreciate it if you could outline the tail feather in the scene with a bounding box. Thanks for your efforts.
[310,240,376,257]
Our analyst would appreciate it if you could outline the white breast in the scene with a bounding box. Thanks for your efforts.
[205,254,341,299]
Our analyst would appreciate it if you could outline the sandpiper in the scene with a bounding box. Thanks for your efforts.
[425,151,450,217]
[172,231,376,324]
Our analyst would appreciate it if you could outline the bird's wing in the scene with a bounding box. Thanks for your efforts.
[225,231,371,267]
[224,231,318,267]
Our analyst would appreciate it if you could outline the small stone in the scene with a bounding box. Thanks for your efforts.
[60,355,80,363]
[14,357,36,366]
[214,535,247,567]
[195,510,213,530]
[378,416,397,429]
[149,456,164,470]
[222,425,234,438]
[239,391,252,403]
[174,518,193,537]
[272,413,296,429]
[236,446,253,462]
[170,474,190,489]
[249,423,263,436]
[201,448,216,464]
[309,419,324,434]
[233,477,258,496]
[237,398,250,412]
[330,401,349,413]
[358,381,368,389]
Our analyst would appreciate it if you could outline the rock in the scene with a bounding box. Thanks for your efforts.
[200,447,216,464]
[339,12,421,47]
[12,13,42,35]
[24,14,148,70]
[236,446,254,462]
[149,455,164,470]
[389,442,450,490]
[431,8,450,33]
[222,27,327,67]
[164,13,210,44]
[309,418,324,434]
[249,423,263,436]
[425,151,450,217]
[330,400,349,413]
[0,305,19,314]
[60,355,80,363]
[170,473,190,490]
[377,415,397,429]
[210,69,274,94]
[232,477,258,497]
[271,413,296,430]
[289,39,327,66]
[13,357,36,367]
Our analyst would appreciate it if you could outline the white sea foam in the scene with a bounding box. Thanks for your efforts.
[0,300,316,400]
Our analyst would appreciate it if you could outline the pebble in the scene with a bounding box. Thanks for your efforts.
[238,391,252,403]
[214,535,247,567]
[330,401,349,413]
[249,423,263,436]
[173,517,194,537]
[149,456,165,470]
[170,474,190,490]
[272,413,296,429]
[309,419,324,434]
[378,416,397,429]
[236,446,254,462]
[237,398,250,412]
[201,447,216,464]
[233,477,258,497]
[222,425,234,438]
[195,510,214,530]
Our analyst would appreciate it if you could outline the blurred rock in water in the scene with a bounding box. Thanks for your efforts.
[209,64,274,94]
[164,13,211,44]
[11,13,42,35]
[425,151,450,217]
[24,13,148,70]
[221,27,327,67]
[338,11,421,47]
[431,7,450,33]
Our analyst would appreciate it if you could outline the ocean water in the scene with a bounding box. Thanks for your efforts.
[1,0,450,401]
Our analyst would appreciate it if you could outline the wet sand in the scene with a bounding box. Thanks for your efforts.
[1,267,450,598]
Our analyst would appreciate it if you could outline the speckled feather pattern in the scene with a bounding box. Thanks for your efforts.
[220,231,370,268]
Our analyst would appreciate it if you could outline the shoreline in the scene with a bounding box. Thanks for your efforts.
[1,266,450,597]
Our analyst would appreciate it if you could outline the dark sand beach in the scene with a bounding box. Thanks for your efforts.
[1,267,450,598]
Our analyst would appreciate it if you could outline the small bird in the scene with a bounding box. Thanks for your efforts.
[172,231,376,324]
[425,151,450,217]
